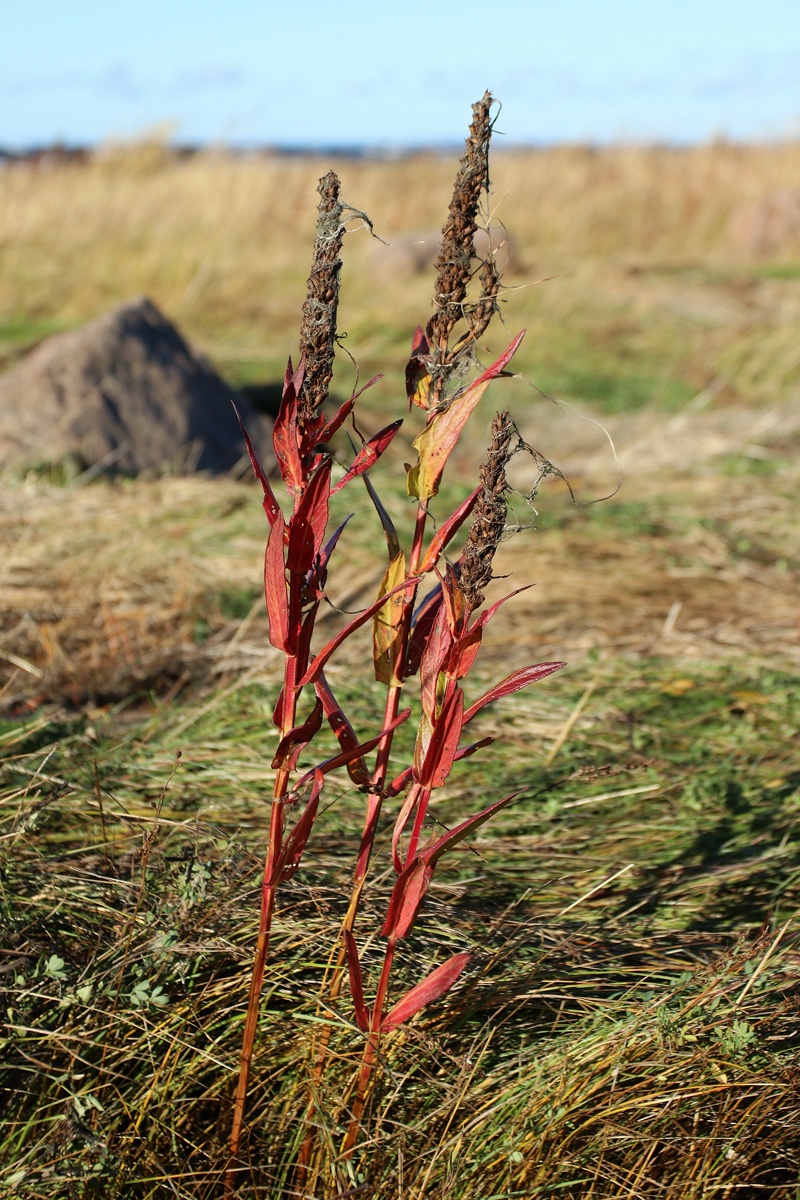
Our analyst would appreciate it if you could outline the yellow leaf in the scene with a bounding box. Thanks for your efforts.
[406,332,524,502]
[373,552,407,685]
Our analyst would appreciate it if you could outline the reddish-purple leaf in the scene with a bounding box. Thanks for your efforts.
[384,765,414,798]
[391,780,425,871]
[419,486,481,574]
[294,708,411,791]
[419,601,452,721]
[297,577,420,686]
[314,671,371,788]
[287,458,332,574]
[273,365,304,494]
[316,397,355,445]
[343,930,370,1032]
[381,856,433,940]
[307,513,352,597]
[271,698,324,770]
[231,400,281,527]
[264,511,290,651]
[331,420,403,495]
[454,736,495,761]
[382,952,471,1032]
[463,662,566,725]
[420,687,465,790]
[422,789,527,866]
[405,584,443,678]
[276,770,323,884]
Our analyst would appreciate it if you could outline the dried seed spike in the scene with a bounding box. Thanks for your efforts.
[298,171,345,417]
[427,90,497,407]
[460,409,515,610]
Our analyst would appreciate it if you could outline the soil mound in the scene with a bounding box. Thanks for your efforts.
[0,298,273,475]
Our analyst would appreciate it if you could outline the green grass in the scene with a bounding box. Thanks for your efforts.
[2,654,799,1197]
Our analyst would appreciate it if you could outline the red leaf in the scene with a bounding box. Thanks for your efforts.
[384,765,414,798]
[382,952,471,1032]
[331,419,403,495]
[419,486,481,573]
[314,672,371,787]
[294,708,411,791]
[405,584,443,679]
[271,698,324,770]
[422,789,527,866]
[343,930,370,1032]
[231,400,281,527]
[264,511,290,651]
[316,396,354,445]
[381,856,433,940]
[287,458,332,573]
[419,601,452,721]
[297,578,420,686]
[273,363,304,493]
[420,687,465,790]
[463,662,566,724]
[454,736,495,762]
[391,780,425,871]
[276,770,323,883]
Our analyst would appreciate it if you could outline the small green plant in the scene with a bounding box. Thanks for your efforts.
[226,94,565,1194]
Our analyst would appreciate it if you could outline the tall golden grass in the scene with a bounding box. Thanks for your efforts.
[3,139,800,404]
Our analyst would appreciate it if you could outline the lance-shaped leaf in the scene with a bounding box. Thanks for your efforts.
[373,551,408,685]
[363,473,401,560]
[331,419,403,495]
[381,855,434,940]
[294,708,411,792]
[420,687,465,790]
[272,769,323,885]
[407,331,525,503]
[316,397,355,446]
[423,789,527,867]
[385,765,414,798]
[419,486,481,574]
[272,362,304,494]
[314,672,371,788]
[463,662,566,725]
[297,577,420,686]
[316,374,384,448]
[405,583,443,678]
[382,952,471,1033]
[343,930,370,1033]
[419,600,452,722]
[271,698,324,771]
[385,736,493,801]
[231,401,281,527]
[287,458,332,574]
[391,780,425,871]
[264,510,290,651]
[306,513,352,599]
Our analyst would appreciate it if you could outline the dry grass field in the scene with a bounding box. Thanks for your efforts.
[1,136,799,1198]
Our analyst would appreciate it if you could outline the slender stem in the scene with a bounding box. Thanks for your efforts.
[341,936,398,1159]
[227,640,300,1196]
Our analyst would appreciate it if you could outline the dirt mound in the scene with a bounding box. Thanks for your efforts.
[0,297,273,476]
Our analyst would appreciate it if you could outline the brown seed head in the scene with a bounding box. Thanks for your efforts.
[298,171,345,417]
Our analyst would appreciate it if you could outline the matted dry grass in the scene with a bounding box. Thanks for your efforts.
[0,387,796,714]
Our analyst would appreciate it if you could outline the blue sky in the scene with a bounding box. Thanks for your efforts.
[3,0,800,148]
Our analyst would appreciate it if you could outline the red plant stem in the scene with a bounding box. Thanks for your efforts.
[341,935,398,1159]
[228,581,305,1194]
